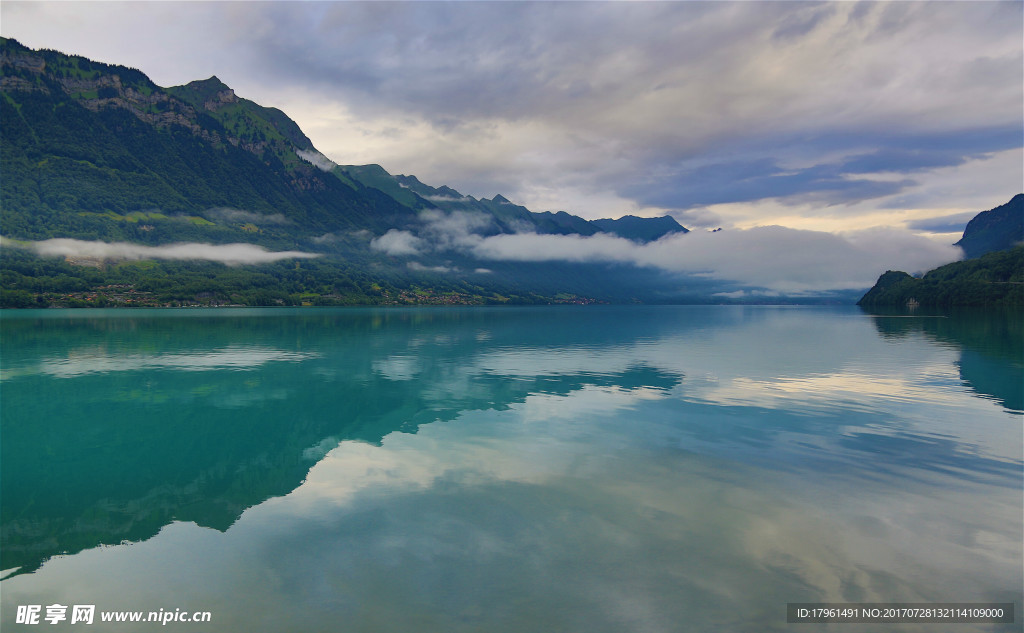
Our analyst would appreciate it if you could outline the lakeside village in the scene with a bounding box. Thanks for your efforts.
[45,286,601,308]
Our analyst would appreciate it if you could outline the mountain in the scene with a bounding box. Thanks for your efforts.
[0,38,424,244]
[857,245,1023,307]
[0,38,678,306]
[1,37,708,308]
[954,194,1024,258]
[858,195,1024,307]
[592,215,688,242]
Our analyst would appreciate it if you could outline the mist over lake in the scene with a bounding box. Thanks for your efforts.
[1,306,1021,632]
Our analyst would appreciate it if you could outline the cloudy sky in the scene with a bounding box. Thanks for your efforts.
[2,1,1021,291]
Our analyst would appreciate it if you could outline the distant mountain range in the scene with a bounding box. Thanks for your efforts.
[336,166,689,242]
[858,194,1023,307]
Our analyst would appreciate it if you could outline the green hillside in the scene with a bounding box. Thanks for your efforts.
[857,246,1024,308]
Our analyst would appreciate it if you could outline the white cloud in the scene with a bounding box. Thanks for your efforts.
[419,210,493,250]
[423,193,472,203]
[6,237,320,265]
[468,226,961,293]
[296,149,337,172]
[471,232,636,265]
[369,229,424,256]
[363,208,962,293]
[361,206,961,293]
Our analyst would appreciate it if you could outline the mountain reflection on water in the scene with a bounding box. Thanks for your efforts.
[1,306,1020,632]
[2,307,686,576]
[864,307,1023,412]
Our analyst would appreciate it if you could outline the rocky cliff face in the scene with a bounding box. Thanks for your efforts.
[202,86,239,111]
[0,42,233,146]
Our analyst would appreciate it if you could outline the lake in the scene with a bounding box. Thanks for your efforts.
[1,305,1020,632]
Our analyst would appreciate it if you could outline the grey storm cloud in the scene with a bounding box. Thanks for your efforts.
[623,158,916,210]
[2,0,1021,219]
[621,124,1024,210]
[226,1,1022,209]
[906,212,978,235]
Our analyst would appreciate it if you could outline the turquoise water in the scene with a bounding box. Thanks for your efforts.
[1,305,1021,632]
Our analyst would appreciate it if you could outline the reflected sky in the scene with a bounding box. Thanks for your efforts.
[1,306,1020,632]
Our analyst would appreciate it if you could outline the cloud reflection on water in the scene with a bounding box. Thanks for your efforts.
[4,345,318,379]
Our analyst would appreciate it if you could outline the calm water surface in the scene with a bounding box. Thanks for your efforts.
[1,306,1021,632]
